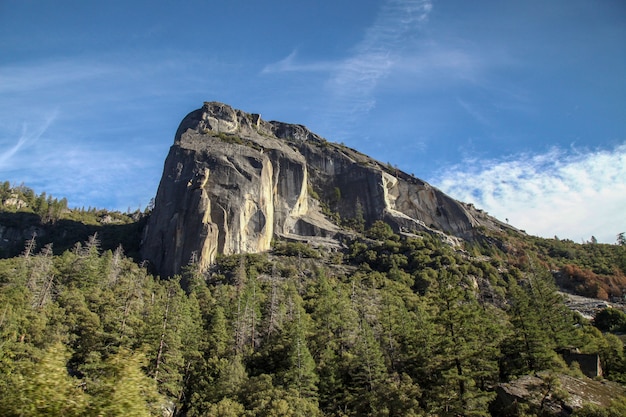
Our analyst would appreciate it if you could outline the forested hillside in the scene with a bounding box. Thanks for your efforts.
[1,183,626,416]
[0,182,146,258]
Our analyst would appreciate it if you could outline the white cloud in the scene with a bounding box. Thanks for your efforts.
[0,56,180,211]
[0,59,118,94]
[326,0,433,113]
[5,130,162,211]
[456,98,492,127]
[0,111,58,168]
[394,46,482,78]
[432,144,626,244]
[262,0,433,120]
[262,50,338,74]
[0,51,219,210]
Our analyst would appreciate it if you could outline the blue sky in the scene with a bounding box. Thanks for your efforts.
[1,0,624,243]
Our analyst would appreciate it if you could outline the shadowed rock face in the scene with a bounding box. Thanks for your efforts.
[141,102,506,277]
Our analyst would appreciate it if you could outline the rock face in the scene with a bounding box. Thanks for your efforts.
[142,102,506,277]
[492,373,626,416]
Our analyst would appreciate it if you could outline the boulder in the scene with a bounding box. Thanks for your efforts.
[492,373,626,416]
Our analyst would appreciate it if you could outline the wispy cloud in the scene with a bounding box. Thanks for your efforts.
[4,128,163,211]
[0,59,119,95]
[40,143,157,210]
[262,50,338,73]
[0,54,195,211]
[0,53,223,106]
[0,111,58,168]
[327,0,433,113]
[432,144,626,243]
[263,0,434,121]
[392,46,483,81]
[456,97,492,127]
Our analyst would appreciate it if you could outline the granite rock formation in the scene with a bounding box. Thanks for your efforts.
[492,372,626,416]
[141,102,508,277]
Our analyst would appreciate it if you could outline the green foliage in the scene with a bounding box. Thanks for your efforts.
[0,236,199,415]
[213,132,264,151]
[283,307,319,400]
[594,308,626,333]
[272,241,321,258]
[575,395,626,417]
[366,220,395,241]
[0,183,68,223]
[0,343,88,417]
[424,269,502,416]
[307,184,320,201]
[85,348,163,416]
[501,278,560,376]
[2,185,625,415]
[517,234,626,286]
[343,198,366,232]
[0,183,146,259]
[597,333,626,382]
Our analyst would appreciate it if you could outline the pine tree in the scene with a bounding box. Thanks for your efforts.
[309,273,359,413]
[86,348,163,417]
[233,257,262,354]
[216,355,249,400]
[501,278,558,376]
[145,278,202,405]
[56,287,103,366]
[425,269,502,416]
[207,305,231,358]
[204,398,245,417]
[598,333,626,380]
[525,256,576,349]
[375,373,423,417]
[0,343,89,417]
[283,305,319,400]
[346,318,388,415]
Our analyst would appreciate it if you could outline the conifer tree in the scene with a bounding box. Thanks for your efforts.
[233,257,262,354]
[204,398,245,417]
[375,373,423,417]
[425,269,502,416]
[346,318,388,415]
[145,278,202,405]
[525,256,576,349]
[86,348,163,417]
[309,273,359,413]
[0,343,89,417]
[207,305,231,358]
[501,278,558,375]
[216,355,249,400]
[598,333,626,381]
[283,305,319,401]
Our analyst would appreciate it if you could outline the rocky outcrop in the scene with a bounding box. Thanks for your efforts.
[0,223,42,255]
[142,102,507,277]
[492,373,626,416]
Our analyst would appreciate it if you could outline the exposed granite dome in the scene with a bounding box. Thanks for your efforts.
[141,102,508,277]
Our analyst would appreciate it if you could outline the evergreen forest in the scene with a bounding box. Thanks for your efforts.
[1,183,626,416]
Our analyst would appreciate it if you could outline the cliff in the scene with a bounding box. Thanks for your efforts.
[141,102,508,277]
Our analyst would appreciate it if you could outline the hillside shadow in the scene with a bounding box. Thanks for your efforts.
[0,211,146,261]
